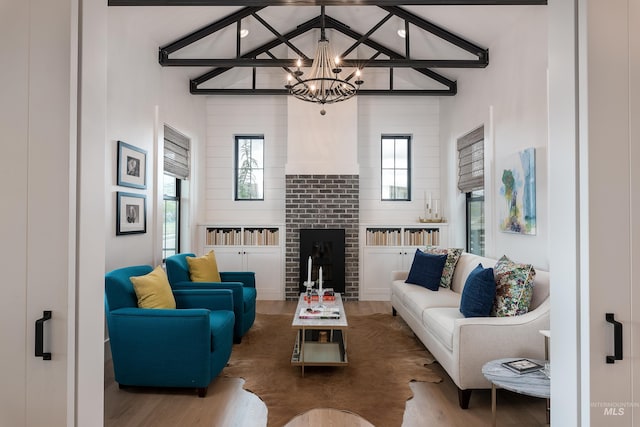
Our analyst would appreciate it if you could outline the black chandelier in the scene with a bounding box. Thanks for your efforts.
[285,7,363,113]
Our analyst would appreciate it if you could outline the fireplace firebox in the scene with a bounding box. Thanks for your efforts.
[299,229,345,294]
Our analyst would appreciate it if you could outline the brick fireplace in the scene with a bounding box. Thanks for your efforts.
[285,174,359,301]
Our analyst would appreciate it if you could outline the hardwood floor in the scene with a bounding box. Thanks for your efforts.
[104,300,548,426]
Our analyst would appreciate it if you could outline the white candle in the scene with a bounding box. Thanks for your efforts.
[307,256,312,284]
[435,199,439,216]
[319,267,323,294]
[428,192,432,210]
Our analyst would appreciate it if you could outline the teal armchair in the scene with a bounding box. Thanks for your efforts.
[105,265,235,397]
[165,253,256,343]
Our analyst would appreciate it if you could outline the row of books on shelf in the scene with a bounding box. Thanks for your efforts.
[404,229,440,246]
[366,229,401,246]
[365,229,440,246]
[205,228,279,246]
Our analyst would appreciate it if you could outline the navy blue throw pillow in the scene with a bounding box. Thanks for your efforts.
[460,263,496,318]
[405,249,448,291]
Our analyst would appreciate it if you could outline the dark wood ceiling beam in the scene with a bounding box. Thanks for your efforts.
[380,5,487,57]
[341,12,393,58]
[111,1,546,6]
[189,15,321,85]
[159,6,264,54]
[189,87,457,95]
[163,58,485,68]
[324,14,458,89]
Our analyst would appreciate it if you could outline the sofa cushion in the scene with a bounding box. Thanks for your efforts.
[392,281,461,312]
[459,264,496,318]
[492,255,536,317]
[423,246,463,288]
[130,265,176,309]
[422,307,464,352]
[187,250,222,283]
[405,249,448,291]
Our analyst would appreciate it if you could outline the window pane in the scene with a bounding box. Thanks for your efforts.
[395,139,408,168]
[163,174,176,197]
[467,190,485,256]
[382,140,395,168]
[163,199,178,259]
[394,170,408,199]
[252,169,264,199]
[252,139,264,168]
[381,169,394,199]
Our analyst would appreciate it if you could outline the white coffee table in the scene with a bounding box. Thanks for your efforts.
[291,293,348,377]
[482,358,550,426]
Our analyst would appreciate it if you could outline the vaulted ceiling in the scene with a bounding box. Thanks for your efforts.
[108,0,547,97]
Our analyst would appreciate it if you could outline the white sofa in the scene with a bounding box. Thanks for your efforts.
[390,252,550,408]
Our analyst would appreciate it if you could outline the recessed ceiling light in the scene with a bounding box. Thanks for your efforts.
[397,29,406,38]
[239,29,249,38]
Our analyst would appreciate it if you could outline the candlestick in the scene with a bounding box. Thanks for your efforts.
[307,256,312,284]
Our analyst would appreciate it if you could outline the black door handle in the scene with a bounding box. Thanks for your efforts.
[35,310,52,360]
[605,313,623,364]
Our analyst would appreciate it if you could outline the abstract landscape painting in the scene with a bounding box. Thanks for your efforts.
[499,147,536,235]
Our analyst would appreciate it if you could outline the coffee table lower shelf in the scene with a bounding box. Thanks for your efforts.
[291,329,348,376]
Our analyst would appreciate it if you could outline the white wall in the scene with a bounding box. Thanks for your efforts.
[440,8,548,269]
[106,8,208,270]
[359,97,442,225]
[203,96,287,237]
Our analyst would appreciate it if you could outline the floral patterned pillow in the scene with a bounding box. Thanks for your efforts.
[492,255,536,317]
[423,246,463,288]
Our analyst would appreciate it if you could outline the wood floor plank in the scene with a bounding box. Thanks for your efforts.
[104,300,548,427]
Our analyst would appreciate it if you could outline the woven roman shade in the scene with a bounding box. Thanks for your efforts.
[164,126,190,180]
[457,126,484,193]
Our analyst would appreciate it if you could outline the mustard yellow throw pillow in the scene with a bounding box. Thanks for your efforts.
[130,265,176,309]
[187,250,221,282]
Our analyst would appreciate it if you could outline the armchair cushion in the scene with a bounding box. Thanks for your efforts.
[187,250,221,282]
[130,265,176,309]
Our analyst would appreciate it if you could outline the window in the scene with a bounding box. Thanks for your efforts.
[163,174,180,260]
[457,126,485,255]
[235,136,264,200]
[381,135,411,201]
[163,125,190,261]
[466,190,485,256]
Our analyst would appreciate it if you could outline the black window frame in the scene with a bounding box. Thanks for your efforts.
[465,190,485,256]
[234,135,265,201]
[162,174,181,261]
[380,134,412,201]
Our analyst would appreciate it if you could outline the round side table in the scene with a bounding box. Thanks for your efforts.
[482,358,550,426]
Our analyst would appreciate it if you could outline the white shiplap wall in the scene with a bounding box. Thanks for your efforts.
[204,95,443,228]
[358,96,441,224]
[204,96,287,224]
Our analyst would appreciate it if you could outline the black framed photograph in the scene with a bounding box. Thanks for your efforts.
[116,192,146,235]
[117,140,147,189]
